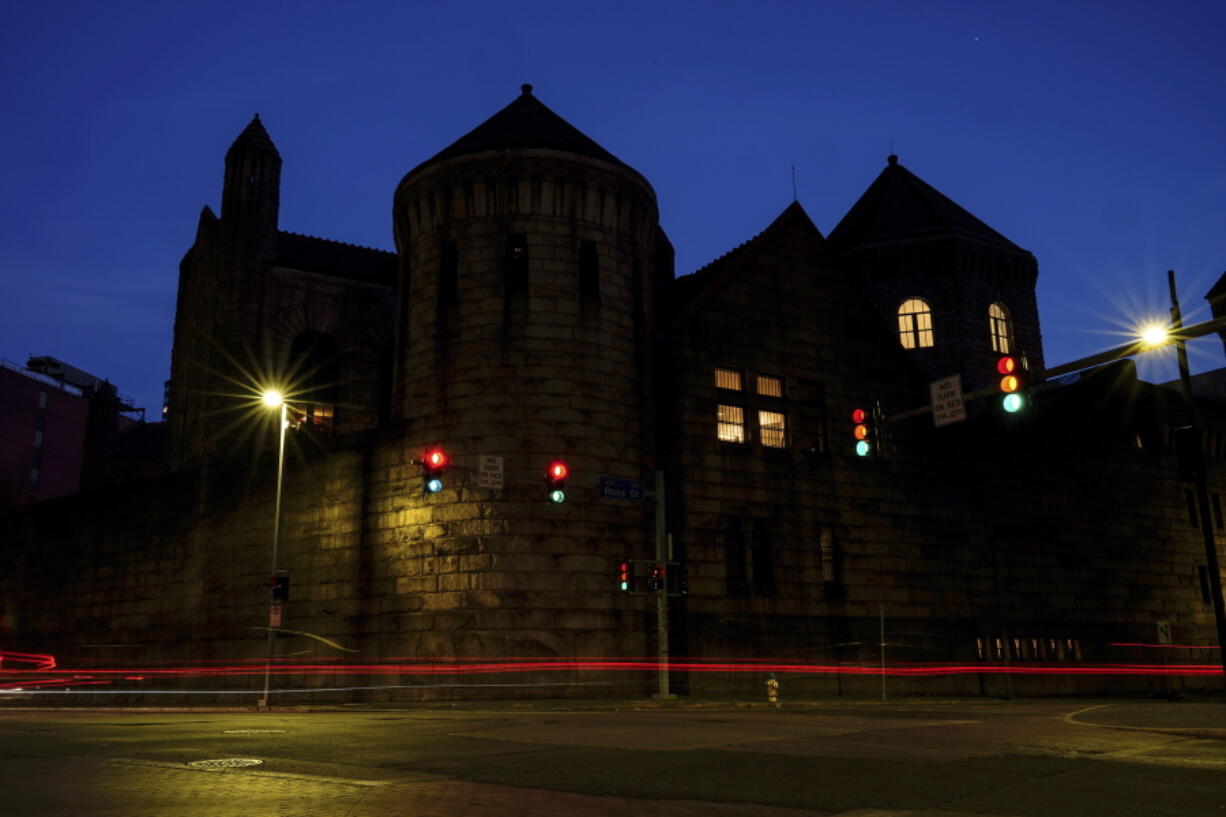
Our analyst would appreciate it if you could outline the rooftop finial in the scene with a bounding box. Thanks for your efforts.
[887,153,898,166]
[521,83,533,96]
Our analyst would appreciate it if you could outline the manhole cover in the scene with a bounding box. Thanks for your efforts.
[188,758,264,769]
[222,729,288,734]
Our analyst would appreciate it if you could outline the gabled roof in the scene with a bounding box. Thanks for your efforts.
[409,85,629,175]
[827,155,1022,252]
[275,232,396,286]
[669,201,824,326]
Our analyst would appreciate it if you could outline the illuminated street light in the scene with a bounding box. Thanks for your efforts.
[1139,324,1170,349]
[259,388,289,708]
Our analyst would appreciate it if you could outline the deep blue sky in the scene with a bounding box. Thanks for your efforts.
[2,1,1223,416]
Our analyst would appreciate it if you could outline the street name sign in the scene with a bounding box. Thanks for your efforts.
[930,374,967,427]
[599,476,645,501]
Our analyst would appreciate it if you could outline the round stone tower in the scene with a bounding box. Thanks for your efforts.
[389,85,662,663]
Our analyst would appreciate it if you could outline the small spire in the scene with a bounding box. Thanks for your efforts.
[887,153,898,166]
[521,83,533,96]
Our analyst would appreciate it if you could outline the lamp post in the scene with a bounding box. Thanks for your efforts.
[259,389,288,708]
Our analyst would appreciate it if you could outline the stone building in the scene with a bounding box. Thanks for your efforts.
[2,86,1223,698]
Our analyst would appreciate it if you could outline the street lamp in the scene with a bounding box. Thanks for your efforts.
[1139,324,1171,349]
[259,389,288,708]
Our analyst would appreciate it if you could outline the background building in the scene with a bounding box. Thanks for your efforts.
[0,356,142,511]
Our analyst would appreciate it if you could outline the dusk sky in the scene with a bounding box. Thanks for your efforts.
[2,2,1223,417]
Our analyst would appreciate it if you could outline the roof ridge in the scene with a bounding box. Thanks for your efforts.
[689,227,768,278]
[895,163,1012,245]
[828,158,1021,252]
[278,230,394,255]
[688,201,808,278]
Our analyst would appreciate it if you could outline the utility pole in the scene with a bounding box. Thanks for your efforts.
[1168,271,1226,680]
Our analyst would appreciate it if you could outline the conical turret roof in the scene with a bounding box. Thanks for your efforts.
[227,114,279,156]
[410,85,629,174]
[828,155,1020,252]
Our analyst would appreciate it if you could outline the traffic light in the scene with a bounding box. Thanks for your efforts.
[422,447,448,493]
[546,460,568,503]
[270,573,289,603]
[618,560,635,592]
[851,407,874,456]
[997,356,1027,413]
[648,563,665,591]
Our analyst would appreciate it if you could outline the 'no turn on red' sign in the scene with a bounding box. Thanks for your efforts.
[930,374,966,427]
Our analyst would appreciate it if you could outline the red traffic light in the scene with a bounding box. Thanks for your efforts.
[424,448,448,469]
[851,408,868,424]
[548,461,569,482]
[996,356,1021,393]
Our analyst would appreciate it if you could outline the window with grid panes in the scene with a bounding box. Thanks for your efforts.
[715,367,742,391]
[898,298,934,349]
[759,410,786,447]
[756,374,782,397]
[717,404,745,443]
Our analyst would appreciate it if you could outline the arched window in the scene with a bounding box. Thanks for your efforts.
[289,332,340,434]
[898,298,934,349]
[989,302,1012,353]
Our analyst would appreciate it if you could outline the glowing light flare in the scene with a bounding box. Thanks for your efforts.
[261,389,285,408]
[1139,324,1170,348]
[424,449,448,469]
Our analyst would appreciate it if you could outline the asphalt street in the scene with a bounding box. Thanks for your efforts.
[0,698,1223,816]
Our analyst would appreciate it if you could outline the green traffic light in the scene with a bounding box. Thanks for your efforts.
[1002,393,1024,413]
[855,440,871,456]
[549,489,566,503]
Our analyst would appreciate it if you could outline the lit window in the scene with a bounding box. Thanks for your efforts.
[989,302,1011,353]
[715,368,742,391]
[756,375,782,397]
[898,298,934,349]
[717,404,745,442]
[759,410,786,448]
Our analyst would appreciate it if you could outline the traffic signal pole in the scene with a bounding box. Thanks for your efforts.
[653,470,675,699]
[1167,272,1226,680]
[886,314,1226,424]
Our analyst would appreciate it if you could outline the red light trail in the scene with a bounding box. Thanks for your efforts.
[1,650,1221,693]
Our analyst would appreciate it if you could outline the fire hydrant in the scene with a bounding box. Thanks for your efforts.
[765,673,780,707]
